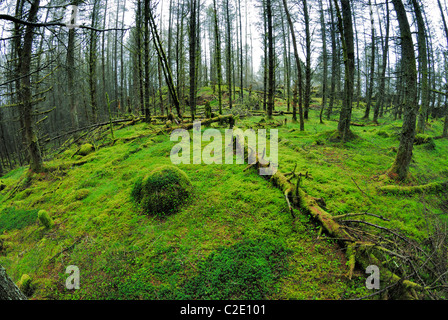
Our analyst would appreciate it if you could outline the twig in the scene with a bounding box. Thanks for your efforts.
[333,212,390,221]
[49,236,83,262]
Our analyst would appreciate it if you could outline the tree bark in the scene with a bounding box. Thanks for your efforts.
[363,0,375,120]
[0,265,27,300]
[213,0,223,115]
[189,0,198,120]
[437,0,448,137]
[303,0,311,120]
[412,0,429,133]
[388,0,418,181]
[319,0,327,124]
[144,0,151,122]
[88,0,99,124]
[67,0,80,129]
[225,0,233,110]
[19,0,43,172]
[327,0,337,120]
[266,0,274,119]
[334,0,355,140]
[373,0,390,124]
[282,0,304,130]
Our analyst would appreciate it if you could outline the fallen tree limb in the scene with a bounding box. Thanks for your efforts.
[161,114,235,134]
[233,132,426,299]
[49,236,83,263]
[45,117,142,143]
[333,212,390,221]
[378,181,448,195]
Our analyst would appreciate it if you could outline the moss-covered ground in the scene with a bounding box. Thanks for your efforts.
[0,90,447,300]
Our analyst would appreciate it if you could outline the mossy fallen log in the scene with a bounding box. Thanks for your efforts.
[233,132,425,299]
[378,181,448,195]
[161,114,235,134]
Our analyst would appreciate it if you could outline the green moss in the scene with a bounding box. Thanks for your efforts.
[38,210,54,229]
[376,130,390,138]
[2,104,448,300]
[78,143,94,156]
[0,207,38,234]
[17,274,34,296]
[414,134,436,150]
[73,188,90,201]
[183,238,291,299]
[131,165,192,216]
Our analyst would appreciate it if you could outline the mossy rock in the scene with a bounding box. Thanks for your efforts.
[17,274,34,296]
[78,143,94,156]
[38,210,54,229]
[131,165,192,216]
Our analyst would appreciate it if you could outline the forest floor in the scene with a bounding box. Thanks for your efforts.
[0,90,447,300]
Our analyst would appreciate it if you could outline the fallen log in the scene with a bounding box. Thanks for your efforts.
[161,114,235,134]
[378,181,448,195]
[233,130,425,298]
[45,117,142,143]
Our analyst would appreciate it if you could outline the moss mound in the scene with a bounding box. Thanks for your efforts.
[38,210,54,229]
[376,130,390,138]
[414,134,435,150]
[78,143,94,156]
[17,274,34,296]
[131,165,192,216]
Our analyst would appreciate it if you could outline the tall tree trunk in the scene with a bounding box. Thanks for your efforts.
[67,1,80,129]
[363,0,375,119]
[167,0,174,108]
[352,1,361,111]
[282,0,304,130]
[303,0,311,120]
[388,0,418,181]
[262,4,267,112]
[334,0,355,141]
[412,0,429,133]
[89,0,99,124]
[437,0,448,137]
[189,0,197,120]
[373,0,389,124]
[144,0,151,122]
[148,2,181,117]
[327,0,336,120]
[319,0,327,124]
[158,57,164,115]
[19,0,42,172]
[101,0,108,106]
[280,10,291,112]
[266,0,274,119]
[136,0,144,115]
[238,0,243,101]
[213,0,223,114]
[225,0,233,110]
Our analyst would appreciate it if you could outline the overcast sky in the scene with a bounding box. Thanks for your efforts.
[1,0,447,81]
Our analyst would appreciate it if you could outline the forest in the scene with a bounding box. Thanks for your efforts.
[0,0,448,302]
